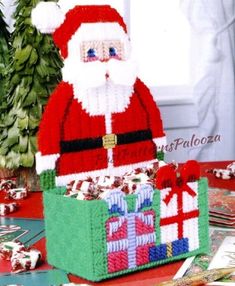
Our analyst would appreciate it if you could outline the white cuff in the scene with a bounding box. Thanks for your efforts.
[153,136,167,152]
[35,152,60,174]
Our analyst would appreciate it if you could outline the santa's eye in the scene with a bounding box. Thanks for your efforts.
[87,48,97,58]
[109,47,117,57]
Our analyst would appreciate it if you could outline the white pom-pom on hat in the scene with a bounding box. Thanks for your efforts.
[31,1,65,34]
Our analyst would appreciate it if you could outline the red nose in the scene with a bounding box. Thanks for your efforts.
[100,58,109,63]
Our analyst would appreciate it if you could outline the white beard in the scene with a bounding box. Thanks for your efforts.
[73,81,133,115]
[62,58,138,115]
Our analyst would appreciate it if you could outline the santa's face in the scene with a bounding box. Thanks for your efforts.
[62,23,138,116]
[80,40,124,63]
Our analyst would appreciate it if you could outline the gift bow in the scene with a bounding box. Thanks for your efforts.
[155,160,200,205]
[104,184,154,215]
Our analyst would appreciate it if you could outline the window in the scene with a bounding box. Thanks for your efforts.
[129,0,191,87]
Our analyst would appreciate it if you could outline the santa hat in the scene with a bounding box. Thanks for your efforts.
[31,2,127,58]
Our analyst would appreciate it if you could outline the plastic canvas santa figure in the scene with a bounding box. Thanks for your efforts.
[32,1,166,187]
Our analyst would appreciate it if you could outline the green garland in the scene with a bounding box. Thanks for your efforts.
[0,0,63,169]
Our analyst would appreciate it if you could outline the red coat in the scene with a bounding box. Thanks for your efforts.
[38,79,165,185]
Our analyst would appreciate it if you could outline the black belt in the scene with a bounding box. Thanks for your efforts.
[60,129,152,154]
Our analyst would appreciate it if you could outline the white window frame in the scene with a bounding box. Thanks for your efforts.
[124,0,199,130]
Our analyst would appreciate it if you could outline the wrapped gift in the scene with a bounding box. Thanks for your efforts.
[43,161,208,281]
[156,161,207,258]
[105,186,155,272]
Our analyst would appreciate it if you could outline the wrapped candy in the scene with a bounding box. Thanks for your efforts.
[227,162,235,173]
[0,203,19,215]
[76,192,95,201]
[65,163,158,201]
[11,248,41,273]
[123,172,153,194]
[0,241,25,260]
[5,187,28,200]
[0,179,16,192]
[0,240,42,273]
[65,178,95,198]
[209,162,235,180]
[212,168,234,180]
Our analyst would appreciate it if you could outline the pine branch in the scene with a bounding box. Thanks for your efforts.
[0,0,63,169]
[0,1,10,101]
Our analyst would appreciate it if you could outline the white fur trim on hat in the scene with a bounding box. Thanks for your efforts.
[31,2,65,34]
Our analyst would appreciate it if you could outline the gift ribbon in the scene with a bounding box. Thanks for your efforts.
[163,183,197,205]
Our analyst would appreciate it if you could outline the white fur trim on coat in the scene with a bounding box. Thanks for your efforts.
[153,136,167,152]
[36,152,60,174]
[55,159,158,186]
[31,2,65,34]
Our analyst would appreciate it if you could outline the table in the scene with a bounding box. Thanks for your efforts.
[0,161,234,285]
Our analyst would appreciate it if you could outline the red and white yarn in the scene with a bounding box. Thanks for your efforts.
[34,4,166,185]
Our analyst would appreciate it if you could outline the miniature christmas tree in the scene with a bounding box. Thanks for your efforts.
[0,0,62,170]
[0,1,10,110]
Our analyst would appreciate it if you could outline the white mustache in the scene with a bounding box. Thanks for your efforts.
[62,58,138,89]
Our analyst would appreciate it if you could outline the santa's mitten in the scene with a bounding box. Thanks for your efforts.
[39,170,56,191]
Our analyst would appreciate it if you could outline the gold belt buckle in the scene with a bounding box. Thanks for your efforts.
[102,134,117,149]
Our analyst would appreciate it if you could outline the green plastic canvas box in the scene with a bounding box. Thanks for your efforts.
[42,174,209,282]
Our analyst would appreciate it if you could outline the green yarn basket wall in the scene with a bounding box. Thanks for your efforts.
[43,178,209,282]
